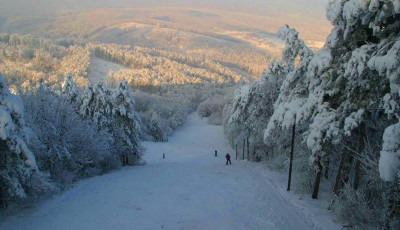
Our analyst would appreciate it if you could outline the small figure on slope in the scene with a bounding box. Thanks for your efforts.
[225,153,232,165]
[163,153,166,159]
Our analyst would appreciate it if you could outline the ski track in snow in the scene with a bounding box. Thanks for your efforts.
[0,114,340,230]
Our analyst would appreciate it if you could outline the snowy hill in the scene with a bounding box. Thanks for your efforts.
[0,114,340,230]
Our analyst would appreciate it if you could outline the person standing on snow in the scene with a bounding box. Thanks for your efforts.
[225,153,232,165]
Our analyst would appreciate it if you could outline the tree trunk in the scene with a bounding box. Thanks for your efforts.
[353,159,361,190]
[353,123,365,190]
[126,153,129,166]
[235,144,238,160]
[247,136,250,160]
[333,150,347,196]
[312,157,323,199]
[287,123,296,191]
[343,152,354,185]
[242,139,245,160]
[0,186,4,208]
[324,157,330,179]
[122,154,129,166]
[383,179,400,229]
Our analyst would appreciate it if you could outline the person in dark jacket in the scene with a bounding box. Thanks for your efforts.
[225,153,232,165]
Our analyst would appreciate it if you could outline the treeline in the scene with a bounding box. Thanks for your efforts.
[90,43,245,85]
[134,83,224,141]
[0,33,67,59]
[0,72,141,209]
[0,32,227,143]
[202,1,400,229]
[0,32,262,96]
[187,48,273,77]
[0,33,90,89]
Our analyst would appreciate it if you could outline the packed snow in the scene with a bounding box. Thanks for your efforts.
[0,114,340,230]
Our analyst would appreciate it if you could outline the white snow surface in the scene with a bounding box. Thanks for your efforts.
[0,114,340,230]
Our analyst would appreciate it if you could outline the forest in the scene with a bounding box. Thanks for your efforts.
[1,0,400,229]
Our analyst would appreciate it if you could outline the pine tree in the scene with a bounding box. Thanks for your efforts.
[111,80,142,165]
[150,111,166,142]
[62,73,81,106]
[0,72,40,207]
[26,77,120,180]
[264,24,314,140]
[79,82,113,130]
[265,0,400,201]
[228,25,309,152]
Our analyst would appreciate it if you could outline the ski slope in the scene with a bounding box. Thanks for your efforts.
[0,114,340,230]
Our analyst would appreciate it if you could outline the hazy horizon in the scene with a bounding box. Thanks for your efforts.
[0,0,329,22]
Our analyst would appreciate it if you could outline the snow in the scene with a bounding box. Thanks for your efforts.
[379,122,400,181]
[62,73,81,104]
[0,114,340,230]
[395,0,400,13]
[343,0,368,33]
[0,105,15,140]
[343,109,365,136]
[0,72,37,169]
[264,25,313,141]
[87,58,125,84]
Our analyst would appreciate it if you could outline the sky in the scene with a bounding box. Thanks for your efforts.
[0,0,329,21]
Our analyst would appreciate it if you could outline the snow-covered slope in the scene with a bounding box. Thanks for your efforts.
[0,114,339,230]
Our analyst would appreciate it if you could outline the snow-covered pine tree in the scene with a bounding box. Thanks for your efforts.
[265,0,400,203]
[111,80,142,165]
[255,24,314,191]
[150,110,166,142]
[24,78,70,179]
[79,80,143,166]
[24,78,117,181]
[264,24,314,139]
[227,62,285,150]
[0,72,40,207]
[62,73,81,106]
[79,81,113,130]
[227,25,310,157]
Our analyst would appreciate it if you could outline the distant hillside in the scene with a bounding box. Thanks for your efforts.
[0,6,331,92]
[0,0,331,40]
[0,31,261,91]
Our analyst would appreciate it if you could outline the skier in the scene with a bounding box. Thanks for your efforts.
[163,153,166,159]
[225,153,232,165]
[215,150,218,157]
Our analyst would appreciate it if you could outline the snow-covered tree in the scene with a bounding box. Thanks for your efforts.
[149,110,167,142]
[0,72,40,206]
[227,60,288,146]
[225,24,311,159]
[79,82,113,130]
[264,1,400,202]
[24,78,117,182]
[264,24,314,139]
[78,80,143,166]
[62,73,81,106]
[111,80,142,165]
